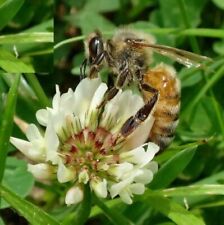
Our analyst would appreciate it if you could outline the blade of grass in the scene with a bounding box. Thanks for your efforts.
[0,185,59,225]
[0,32,53,44]
[184,65,224,115]
[24,74,50,107]
[142,190,205,225]
[0,0,24,30]
[149,144,198,189]
[177,0,224,138]
[0,74,20,183]
[158,184,224,196]
[176,0,200,53]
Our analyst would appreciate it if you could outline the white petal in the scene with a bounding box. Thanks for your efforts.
[130,183,145,195]
[146,142,160,159]
[45,121,59,164]
[85,83,108,129]
[101,90,144,132]
[109,177,133,198]
[89,83,108,111]
[119,190,133,204]
[26,124,43,142]
[90,178,107,198]
[28,163,55,180]
[134,169,154,184]
[73,78,101,126]
[120,143,159,167]
[36,109,49,126]
[60,88,75,115]
[52,85,61,111]
[146,161,158,174]
[57,160,75,183]
[10,137,45,161]
[78,169,89,184]
[121,115,155,151]
[65,186,83,205]
[108,162,133,180]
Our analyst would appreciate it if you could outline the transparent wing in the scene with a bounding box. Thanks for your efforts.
[128,40,213,68]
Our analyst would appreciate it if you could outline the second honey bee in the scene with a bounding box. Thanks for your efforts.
[81,29,211,150]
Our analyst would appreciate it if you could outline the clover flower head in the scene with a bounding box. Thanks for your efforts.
[11,78,159,205]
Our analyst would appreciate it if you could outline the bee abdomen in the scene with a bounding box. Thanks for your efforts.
[143,63,180,150]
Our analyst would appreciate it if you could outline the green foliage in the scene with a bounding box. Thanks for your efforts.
[1,157,34,209]
[0,0,53,72]
[0,185,59,225]
[0,0,224,224]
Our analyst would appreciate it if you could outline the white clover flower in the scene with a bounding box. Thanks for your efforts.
[10,78,159,205]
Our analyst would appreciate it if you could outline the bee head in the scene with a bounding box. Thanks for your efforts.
[86,31,104,63]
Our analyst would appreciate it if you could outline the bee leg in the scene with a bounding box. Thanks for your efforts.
[98,86,119,109]
[80,58,88,80]
[98,62,129,109]
[140,83,158,94]
[120,89,159,137]
[89,50,113,78]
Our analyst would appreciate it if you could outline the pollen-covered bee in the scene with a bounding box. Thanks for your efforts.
[81,29,211,150]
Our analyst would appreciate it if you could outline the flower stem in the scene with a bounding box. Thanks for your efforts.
[73,185,91,225]
[93,194,134,225]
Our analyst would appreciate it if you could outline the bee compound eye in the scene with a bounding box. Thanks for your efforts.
[89,36,104,58]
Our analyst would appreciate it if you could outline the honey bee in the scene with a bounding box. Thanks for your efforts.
[81,29,211,150]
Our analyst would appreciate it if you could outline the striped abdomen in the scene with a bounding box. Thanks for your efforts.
[143,63,180,150]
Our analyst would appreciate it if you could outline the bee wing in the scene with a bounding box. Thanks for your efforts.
[129,41,212,68]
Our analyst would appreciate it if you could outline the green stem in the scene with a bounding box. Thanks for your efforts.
[24,74,50,107]
[54,35,85,50]
[93,194,134,225]
[74,185,91,225]
[54,28,224,50]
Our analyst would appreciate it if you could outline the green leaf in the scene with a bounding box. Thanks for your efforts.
[67,11,115,35]
[143,191,205,225]
[212,0,224,9]
[0,74,20,183]
[1,157,34,209]
[0,0,24,30]
[149,145,198,189]
[0,185,60,225]
[0,48,34,73]
[213,39,224,55]
[159,0,207,28]
[0,217,5,225]
[84,0,120,12]
[0,32,53,44]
